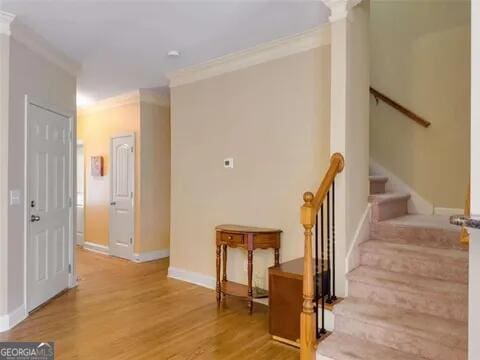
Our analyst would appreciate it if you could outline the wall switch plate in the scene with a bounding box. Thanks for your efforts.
[224,158,234,168]
[9,190,21,205]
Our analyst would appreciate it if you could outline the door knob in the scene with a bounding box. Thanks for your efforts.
[30,215,40,222]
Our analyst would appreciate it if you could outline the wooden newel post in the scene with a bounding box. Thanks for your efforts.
[300,191,316,360]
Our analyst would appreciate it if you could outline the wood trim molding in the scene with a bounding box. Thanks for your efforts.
[167,266,216,289]
[0,12,13,318]
[321,0,363,22]
[10,20,80,77]
[82,242,110,256]
[139,89,170,108]
[133,249,170,263]
[0,11,15,36]
[167,25,330,88]
[0,304,27,333]
[78,89,170,115]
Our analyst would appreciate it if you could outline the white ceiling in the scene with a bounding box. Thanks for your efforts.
[0,1,329,102]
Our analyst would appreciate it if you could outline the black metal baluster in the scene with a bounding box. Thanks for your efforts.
[332,181,337,301]
[314,214,319,338]
[326,191,332,304]
[320,203,326,335]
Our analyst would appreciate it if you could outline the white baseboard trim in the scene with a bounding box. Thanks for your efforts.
[0,304,27,332]
[167,267,216,290]
[133,249,170,263]
[345,204,371,278]
[434,207,464,216]
[82,241,109,256]
[370,159,434,215]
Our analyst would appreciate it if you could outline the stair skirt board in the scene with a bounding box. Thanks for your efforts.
[346,204,371,274]
[369,159,434,215]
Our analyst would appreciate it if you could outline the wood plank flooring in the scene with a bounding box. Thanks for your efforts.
[0,248,298,359]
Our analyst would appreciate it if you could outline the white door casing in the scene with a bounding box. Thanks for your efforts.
[26,101,72,312]
[76,142,84,246]
[109,134,135,260]
[469,2,480,359]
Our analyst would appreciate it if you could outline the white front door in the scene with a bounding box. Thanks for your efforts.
[27,102,71,312]
[109,134,135,260]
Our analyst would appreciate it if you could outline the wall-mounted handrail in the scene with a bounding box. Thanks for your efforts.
[370,87,431,128]
[300,152,344,360]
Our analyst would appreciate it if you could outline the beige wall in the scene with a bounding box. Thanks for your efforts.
[170,46,331,287]
[77,99,170,254]
[370,0,470,208]
[77,102,141,249]
[7,37,76,313]
[140,102,170,252]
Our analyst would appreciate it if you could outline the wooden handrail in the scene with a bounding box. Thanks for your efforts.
[370,87,431,128]
[312,153,344,212]
[299,152,345,360]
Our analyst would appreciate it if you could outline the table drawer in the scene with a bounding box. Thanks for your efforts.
[254,233,280,248]
[220,232,245,246]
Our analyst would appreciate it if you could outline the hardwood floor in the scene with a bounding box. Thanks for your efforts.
[0,248,298,359]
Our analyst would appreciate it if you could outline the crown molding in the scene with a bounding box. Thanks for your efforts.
[78,89,170,115]
[0,11,15,36]
[168,24,331,88]
[139,89,170,108]
[78,90,141,116]
[10,21,80,76]
[321,0,363,22]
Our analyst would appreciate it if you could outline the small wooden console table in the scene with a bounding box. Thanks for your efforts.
[215,224,281,313]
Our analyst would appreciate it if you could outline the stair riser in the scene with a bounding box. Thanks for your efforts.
[359,250,468,284]
[370,181,386,195]
[335,315,467,360]
[371,222,464,250]
[371,199,408,222]
[348,281,467,322]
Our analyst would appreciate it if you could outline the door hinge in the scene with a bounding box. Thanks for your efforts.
[130,237,133,245]
[68,130,73,141]
[131,147,134,153]
[68,197,73,207]
[68,264,72,274]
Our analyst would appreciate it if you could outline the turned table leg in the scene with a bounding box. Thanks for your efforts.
[216,245,221,306]
[222,245,227,301]
[247,250,253,314]
[274,248,280,266]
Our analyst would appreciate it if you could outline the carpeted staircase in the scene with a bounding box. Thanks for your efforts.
[317,176,468,360]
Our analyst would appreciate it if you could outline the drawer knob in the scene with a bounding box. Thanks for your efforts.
[228,236,233,240]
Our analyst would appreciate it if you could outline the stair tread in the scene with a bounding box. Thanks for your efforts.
[317,333,424,360]
[368,192,410,204]
[348,266,467,295]
[379,214,460,232]
[335,297,467,349]
[369,175,388,183]
[360,239,468,262]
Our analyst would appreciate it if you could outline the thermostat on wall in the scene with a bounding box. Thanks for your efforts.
[224,158,234,168]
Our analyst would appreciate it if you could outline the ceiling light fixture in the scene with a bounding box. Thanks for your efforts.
[167,50,180,57]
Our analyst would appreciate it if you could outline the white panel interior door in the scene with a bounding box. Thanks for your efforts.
[27,103,70,312]
[76,143,84,245]
[109,134,135,260]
